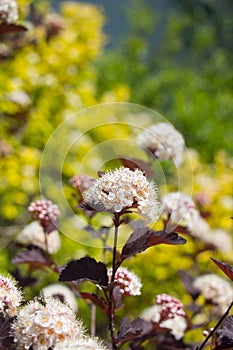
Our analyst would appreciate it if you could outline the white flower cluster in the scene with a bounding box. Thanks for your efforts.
[141,293,187,340]
[210,229,232,254]
[17,221,61,254]
[0,0,18,23]
[54,336,108,350]
[137,123,185,166]
[108,267,142,297]
[194,274,233,315]
[84,167,160,221]
[0,275,23,317]
[189,217,232,253]
[161,192,198,227]
[41,284,77,312]
[12,298,85,350]
[159,316,187,340]
[8,90,31,108]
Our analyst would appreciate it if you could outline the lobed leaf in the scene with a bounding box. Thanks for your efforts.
[59,256,108,286]
[117,317,145,344]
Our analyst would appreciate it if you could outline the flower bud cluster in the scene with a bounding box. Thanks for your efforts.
[108,267,142,297]
[69,174,93,195]
[28,199,60,231]
[141,293,187,340]
[156,293,186,321]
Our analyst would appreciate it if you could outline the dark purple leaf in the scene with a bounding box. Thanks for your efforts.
[78,200,106,217]
[59,256,108,286]
[211,258,233,281]
[12,247,53,267]
[121,228,186,261]
[214,316,233,349]
[178,270,200,300]
[0,315,11,340]
[117,317,144,344]
[0,23,27,35]
[11,268,37,288]
[113,285,124,309]
[79,292,108,314]
[147,231,186,246]
[118,157,155,178]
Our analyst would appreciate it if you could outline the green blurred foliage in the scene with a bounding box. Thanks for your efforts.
[95,0,233,162]
[0,1,129,225]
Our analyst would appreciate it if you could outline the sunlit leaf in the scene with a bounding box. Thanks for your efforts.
[121,227,186,261]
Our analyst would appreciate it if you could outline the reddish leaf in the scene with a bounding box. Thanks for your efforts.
[12,248,53,267]
[79,292,108,314]
[147,231,186,247]
[118,157,155,178]
[211,258,233,281]
[59,256,108,286]
[117,317,144,344]
[0,23,27,35]
[121,227,186,262]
